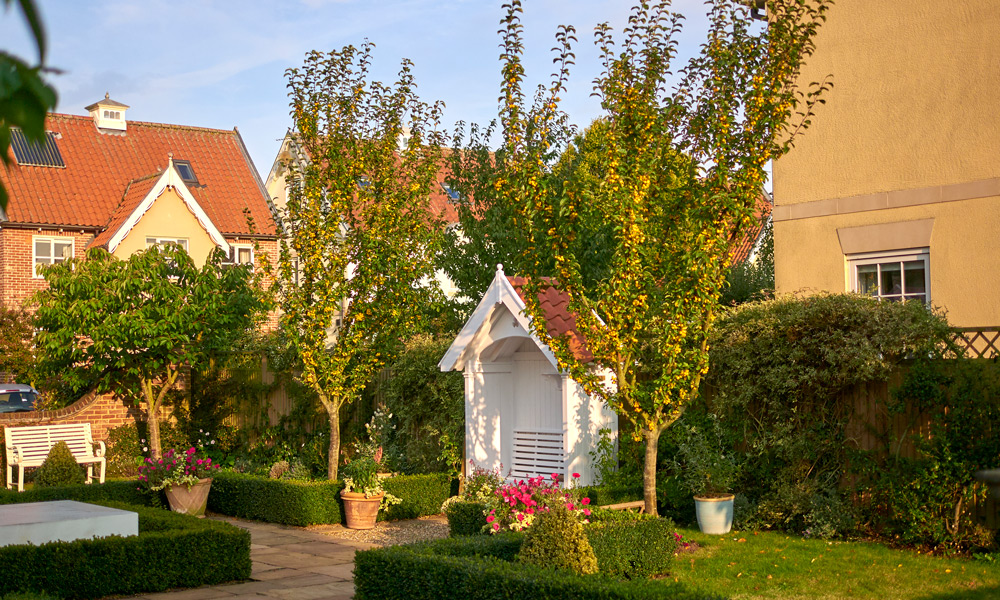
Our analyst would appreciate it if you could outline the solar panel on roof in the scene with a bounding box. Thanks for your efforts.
[10,129,65,168]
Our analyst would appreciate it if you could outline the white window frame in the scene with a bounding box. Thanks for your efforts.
[848,248,930,303]
[32,236,75,278]
[232,244,254,266]
[146,236,189,252]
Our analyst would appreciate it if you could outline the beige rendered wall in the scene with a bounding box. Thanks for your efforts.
[776,196,1000,326]
[773,0,1000,203]
[772,0,1000,326]
[113,188,217,267]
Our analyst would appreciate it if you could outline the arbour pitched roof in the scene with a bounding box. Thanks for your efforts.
[0,113,276,236]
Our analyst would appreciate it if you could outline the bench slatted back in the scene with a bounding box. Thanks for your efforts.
[4,423,96,462]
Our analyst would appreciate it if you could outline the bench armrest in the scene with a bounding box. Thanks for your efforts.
[9,446,23,465]
[94,440,106,458]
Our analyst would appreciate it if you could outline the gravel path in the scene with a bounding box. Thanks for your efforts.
[308,514,450,547]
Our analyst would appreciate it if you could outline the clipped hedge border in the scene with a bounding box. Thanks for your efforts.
[208,471,452,526]
[576,485,644,507]
[446,500,488,536]
[354,532,722,600]
[0,501,251,599]
[0,479,153,507]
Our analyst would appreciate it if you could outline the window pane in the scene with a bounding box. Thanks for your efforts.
[35,240,50,259]
[857,264,878,296]
[55,241,72,260]
[237,247,252,263]
[904,261,926,294]
[178,239,188,250]
[880,263,902,296]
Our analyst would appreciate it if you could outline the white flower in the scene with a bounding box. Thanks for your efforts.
[143,446,148,452]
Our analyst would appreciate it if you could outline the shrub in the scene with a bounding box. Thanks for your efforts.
[700,293,953,535]
[207,470,450,526]
[208,471,344,526]
[33,441,86,488]
[105,422,187,478]
[2,592,59,600]
[379,335,464,475]
[518,503,598,575]
[586,518,677,580]
[0,479,152,507]
[269,460,290,479]
[354,534,722,600]
[0,501,250,599]
[576,485,644,508]
[446,501,488,536]
[381,473,451,521]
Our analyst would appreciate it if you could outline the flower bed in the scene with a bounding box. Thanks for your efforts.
[208,470,450,526]
[0,501,250,599]
[354,527,717,600]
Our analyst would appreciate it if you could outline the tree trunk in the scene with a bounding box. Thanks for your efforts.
[147,401,162,460]
[327,407,341,480]
[643,426,661,516]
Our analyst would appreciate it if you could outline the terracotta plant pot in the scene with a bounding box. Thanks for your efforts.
[694,493,735,535]
[165,478,212,518]
[341,490,383,530]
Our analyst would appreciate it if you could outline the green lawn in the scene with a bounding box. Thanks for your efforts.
[671,527,1000,600]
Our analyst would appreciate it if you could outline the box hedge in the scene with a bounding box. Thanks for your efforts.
[0,479,152,507]
[446,500,488,536]
[0,501,251,599]
[208,470,451,526]
[354,529,722,600]
[586,517,678,580]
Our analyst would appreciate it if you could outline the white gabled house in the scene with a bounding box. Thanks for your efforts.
[438,265,617,487]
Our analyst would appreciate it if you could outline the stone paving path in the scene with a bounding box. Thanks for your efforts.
[130,517,379,600]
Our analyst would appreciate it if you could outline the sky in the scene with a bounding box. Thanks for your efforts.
[1,0,718,180]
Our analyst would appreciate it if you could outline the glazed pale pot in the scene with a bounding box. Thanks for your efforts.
[694,494,735,535]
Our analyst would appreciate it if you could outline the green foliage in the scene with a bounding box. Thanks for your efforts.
[518,502,598,575]
[488,0,832,517]
[381,473,451,521]
[671,413,737,496]
[855,357,1000,550]
[0,478,151,506]
[209,471,344,526]
[33,245,268,455]
[575,485,644,509]
[0,502,250,599]
[0,0,58,211]
[719,219,774,306]
[207,470,449,526]
[702,293,954,534]
[281,44,447,480]
[1,592,59,600]
[104,421,187,478]
[380,335,464,475]
[0,305,35,384]
[354,534,723,600]
[33,441,85,488]
[586,518,677,580]
[446,501,488,536]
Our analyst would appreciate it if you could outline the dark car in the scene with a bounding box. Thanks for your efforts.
[0,384,40,413]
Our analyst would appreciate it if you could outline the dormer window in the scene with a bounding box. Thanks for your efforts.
[174,160,199,185]
[85,93,129,132]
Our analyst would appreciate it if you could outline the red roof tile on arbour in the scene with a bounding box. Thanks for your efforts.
[0,108,276,237]
[507,276,593,362]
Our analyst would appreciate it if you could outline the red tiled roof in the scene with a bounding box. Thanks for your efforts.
[507,276,593,362]
[88,173,160,249]
[729,193,772,265]
[0,113,276,236]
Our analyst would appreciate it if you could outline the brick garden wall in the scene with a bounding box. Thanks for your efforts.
[0,226,96,308]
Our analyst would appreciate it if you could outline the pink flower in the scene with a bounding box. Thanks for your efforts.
[487,515,495,523]
[516,514,525,521]
[583,508,591,516]
[492,523,500,531]
[526,507,535,515]
[572,472,580,479]
[581,498,590,505]
[566,503,575,511]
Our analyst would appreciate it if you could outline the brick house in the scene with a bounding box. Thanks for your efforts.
[0,94,279,311]
[0,96,280,452]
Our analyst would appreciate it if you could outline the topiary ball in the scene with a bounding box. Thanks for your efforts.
[517,501,599,575]
[34,441,86,488]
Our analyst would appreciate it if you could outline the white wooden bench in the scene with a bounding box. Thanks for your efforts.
[4,423,106,492]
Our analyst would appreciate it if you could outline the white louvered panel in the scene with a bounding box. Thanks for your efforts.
[511,429,565,481]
